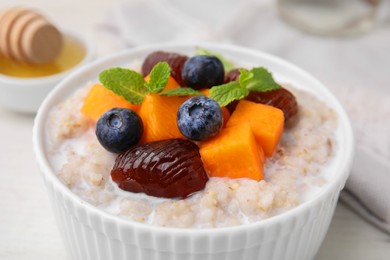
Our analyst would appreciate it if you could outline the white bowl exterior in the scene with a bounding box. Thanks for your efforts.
[0,32,94,114]
[41,173,342,260]
[33,43,354,260]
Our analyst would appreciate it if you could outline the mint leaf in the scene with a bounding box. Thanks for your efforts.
[195,48,235,71]
[238,69,253,88]
[99,68,147,105]
[160,87,204,97]
[146,62,171,93]
[209,82,249,107]
[241,67,280,92]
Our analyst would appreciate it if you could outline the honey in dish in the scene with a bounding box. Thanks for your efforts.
[0,36,85,78]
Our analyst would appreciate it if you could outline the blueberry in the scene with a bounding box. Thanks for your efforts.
[181,55,224,89]
[177,96,223,141]
[96,108,143,153]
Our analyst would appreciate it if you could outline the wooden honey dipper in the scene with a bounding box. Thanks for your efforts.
[0,7,63,64]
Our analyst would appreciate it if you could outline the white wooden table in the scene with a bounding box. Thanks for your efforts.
[1,0,389,259]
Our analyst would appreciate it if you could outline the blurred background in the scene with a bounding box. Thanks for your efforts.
[1,0,389,259]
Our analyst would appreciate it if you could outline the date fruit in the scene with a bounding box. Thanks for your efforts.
[111,139,209,198]
[141,51,188,86]
[224,68,241,83]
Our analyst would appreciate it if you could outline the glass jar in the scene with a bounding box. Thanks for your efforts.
[277,0,381,36]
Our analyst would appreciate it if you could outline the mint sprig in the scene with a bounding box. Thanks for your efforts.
[210,67,280,107]
[99,62,202,105]
[240,68,280,92]
[209,82,249,107]
[145,62,171,93]
[99,68,147,105]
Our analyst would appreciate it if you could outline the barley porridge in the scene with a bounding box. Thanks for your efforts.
[46,79,337,228]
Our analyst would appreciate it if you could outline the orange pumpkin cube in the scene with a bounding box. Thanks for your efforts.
[226,100,284,156]
[200,123,265,181]
[81,83,140,121]
[138,94,188,143]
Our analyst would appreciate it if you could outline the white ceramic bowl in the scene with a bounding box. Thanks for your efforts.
[0,31,94,114]
[33,43,354,260]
